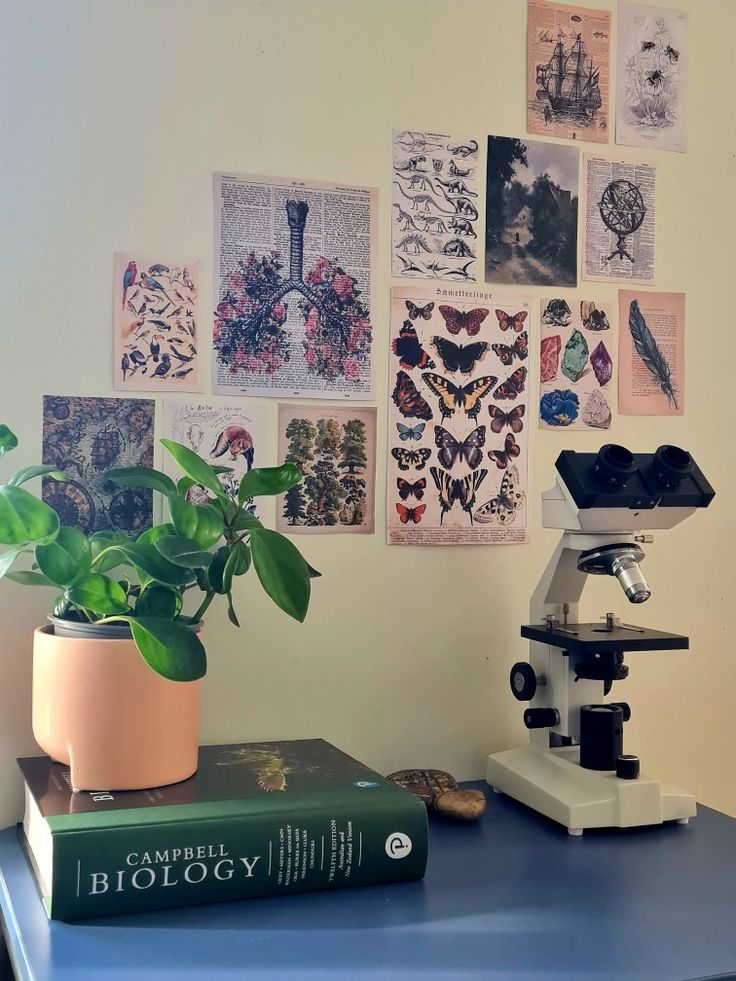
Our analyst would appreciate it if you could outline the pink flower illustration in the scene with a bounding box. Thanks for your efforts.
[342,358,360,381]
[332,273,354,299]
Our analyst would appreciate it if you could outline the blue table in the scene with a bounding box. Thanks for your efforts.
[2,783,736,980]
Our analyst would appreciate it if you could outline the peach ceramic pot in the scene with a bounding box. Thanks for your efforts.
[32,623,201,792]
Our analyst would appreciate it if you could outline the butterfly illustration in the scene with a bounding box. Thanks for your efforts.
[430,466,488,525]
[392,322,435,371]
[475,465,526,526]
[391,447,432,471]
[396,422,426,441]
[406,300,434,321]
[392,371,433,420]
[438,305,489,336]
[493,366,527,400]
[397,477,427,500]
[396,503,427,524]
[492,331,528,367]
[421,372,497,421]
[432,336,489,375]
[495,309,528,333]
[434,425,486,470]
[488,433,521,470]
[488,403,525,434]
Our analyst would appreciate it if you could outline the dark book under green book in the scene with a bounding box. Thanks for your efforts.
[18,739,428,921]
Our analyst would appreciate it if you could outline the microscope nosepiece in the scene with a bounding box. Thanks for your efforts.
[611,552,651,603]
[577,543,651,604]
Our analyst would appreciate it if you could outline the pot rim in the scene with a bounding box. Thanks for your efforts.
[45,615,203,639]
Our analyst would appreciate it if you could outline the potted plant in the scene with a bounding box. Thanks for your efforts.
[0,424,317,791]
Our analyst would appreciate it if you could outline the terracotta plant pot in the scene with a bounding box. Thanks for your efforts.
[32,621,201,792]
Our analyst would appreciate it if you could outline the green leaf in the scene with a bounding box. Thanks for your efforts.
[137,524,176,546]
[0,426,18,457]
[35,527,91,587]
[191,504,224,549]
[53,594,70,617]
[238,463,302,503]
[0,547,27,579]
[169,495,197,539]
[106,467,176,497]
[8,465,68,487]
[226,591,240,627]
[207,546,230,595]
[68,573,128,614]
[306,561,322,579]
[155,535,213,569]
[101,616,206,682]
[5,570,55,586]
[0,485,59,546]
[231,510,263,533]
[249,528,311,622]
[211,464,234,475]
[90,532,129,574]
[160,440,223,496]
[136,583,182,620]
[227,540,251,578]
[117,541,191,586]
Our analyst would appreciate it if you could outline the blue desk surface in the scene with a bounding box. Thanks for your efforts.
[2,783,736,981]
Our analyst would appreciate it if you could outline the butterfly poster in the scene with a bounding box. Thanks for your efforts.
[276,403,377,534]
[539,297,617,430]
[391,129,481,283]
[387,287,531,545]
[113,253,203,394]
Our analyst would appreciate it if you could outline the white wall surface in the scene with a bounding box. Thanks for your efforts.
[0,0,734,828]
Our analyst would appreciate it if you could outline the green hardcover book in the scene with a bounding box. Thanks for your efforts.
[18,740,428,921]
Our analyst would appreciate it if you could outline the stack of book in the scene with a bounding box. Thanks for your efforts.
[18,739,428,921]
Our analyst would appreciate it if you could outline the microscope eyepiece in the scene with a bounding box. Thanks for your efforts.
[577,543,651,604]
[592,444,637,488]
[650,444,694,488]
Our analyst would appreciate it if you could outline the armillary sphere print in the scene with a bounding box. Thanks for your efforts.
[598,179,646,262]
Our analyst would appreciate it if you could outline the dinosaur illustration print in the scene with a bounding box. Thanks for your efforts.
[395,155,427,172]
[445,260,475,279]
[442,238,475,258]
[447,139,478,157]
[394,253,423,275]
[394,171,434,192]
[416,214,448,233]
[395,132,443,153]
[433,187,479,220]
[434,177,477,197]
[392,203,420,231]
[396,233,432,255]
[432,159,444,173]
[393,182,454,214]
[449,160,472,177]
[449,217,477,238]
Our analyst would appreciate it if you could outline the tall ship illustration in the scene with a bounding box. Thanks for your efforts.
[536,33,602,118]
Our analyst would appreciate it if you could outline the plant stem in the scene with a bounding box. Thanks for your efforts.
[191,590,216,624]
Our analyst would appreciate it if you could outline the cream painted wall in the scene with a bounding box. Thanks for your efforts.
[0,0,734,829]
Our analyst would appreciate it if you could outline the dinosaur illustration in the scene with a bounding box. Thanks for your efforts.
[395,132,442,153]
[442,238,475,258]
[393,182,455,214]
[424,260,450,277]
[447,139,478,158]
[434,176,477,197]
[396,233,433,255]
[392,202,420,231]
[394,253,423,275]
[434,186,480,220]
[445,260,475,279]
[432,158,444,173]
[449,217,477,238]
[416,214,448,233]
[449,159,472,178]
[395,154,427,172]
[394,171,434,192]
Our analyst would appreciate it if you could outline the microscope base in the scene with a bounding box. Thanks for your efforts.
[487,745,696,834]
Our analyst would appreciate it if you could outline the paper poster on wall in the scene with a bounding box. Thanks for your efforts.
[582,155,656,283]
[113,253,202,393]
[539,298,617,430]
[162,398,270,516]
[618,290,684,415]
[527,0,611,145]
[212,173,376,400]
[616,1,688,153]
[276,403,376,535]
[485,136,578,288]
[42,395,154,535]
[392,130,480,282]
[387,287,531,546]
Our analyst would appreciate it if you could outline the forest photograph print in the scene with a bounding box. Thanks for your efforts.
[485,136,579,288]
[276,405,376,535]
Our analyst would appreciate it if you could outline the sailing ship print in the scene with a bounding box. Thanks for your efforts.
[536,32,602,122]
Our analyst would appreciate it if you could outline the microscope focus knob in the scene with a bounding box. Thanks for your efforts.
[524,708,560,730]
[609,701,632,722]
[510,662,538,701]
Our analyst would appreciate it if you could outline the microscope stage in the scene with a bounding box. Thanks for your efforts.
[520,622,689,654]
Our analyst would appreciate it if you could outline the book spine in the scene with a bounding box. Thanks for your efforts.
[50,796,428,920]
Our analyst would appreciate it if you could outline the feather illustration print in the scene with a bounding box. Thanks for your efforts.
[628,300,678,409]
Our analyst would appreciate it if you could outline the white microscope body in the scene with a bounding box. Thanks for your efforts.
[487,445,715,836]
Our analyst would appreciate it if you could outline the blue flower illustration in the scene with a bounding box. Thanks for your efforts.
[540,389,579,427]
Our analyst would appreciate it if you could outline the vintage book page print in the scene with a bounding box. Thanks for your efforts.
[42,395,155,535]
[618,289,684,415]
[539,297,617,430]
[485,135,579,288]
[583,155,656,284]
[616,1,688,153]
[212,173,377,400]
[162,398,270,517]
[113,253,202,393]
[527,0,611,144]
[387,286,531,546]
[276,404,376,535]
[391,130,481,283]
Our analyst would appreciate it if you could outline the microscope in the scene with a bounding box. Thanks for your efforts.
[487,444,715,835]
